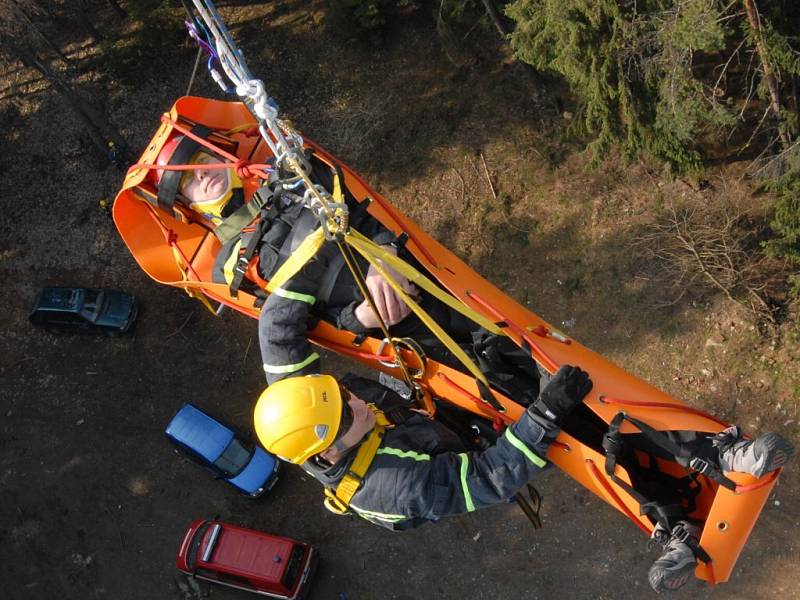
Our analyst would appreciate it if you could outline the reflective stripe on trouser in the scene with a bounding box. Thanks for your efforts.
[376,447,430,461]
[263,352,320,375]
[350,504,406,523]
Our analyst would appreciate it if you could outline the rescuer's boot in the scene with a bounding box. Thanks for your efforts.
[648,522,701,593]
[714,427,794,478]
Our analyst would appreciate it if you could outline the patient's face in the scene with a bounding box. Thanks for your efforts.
[180,152,230,203]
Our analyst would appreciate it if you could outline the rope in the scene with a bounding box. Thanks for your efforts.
[347,233,497,393]
[144,205,217,315]
[336,238,418,392]
[185,0,343,233]
[597,396,730,428]
[436,372,510,431]
[347,230,502,334]
[186,46,203,96]
[127,115,274,181]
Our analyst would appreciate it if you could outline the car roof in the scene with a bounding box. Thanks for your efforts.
[201,522,295,581]
[35,287,88,313]
[165,404,235,462]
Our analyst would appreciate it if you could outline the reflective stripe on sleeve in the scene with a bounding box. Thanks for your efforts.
[504,428,547,468]
[377,447,430,461]
[263,352,320,374]
[459,453,476,512]
[273,287,316,305]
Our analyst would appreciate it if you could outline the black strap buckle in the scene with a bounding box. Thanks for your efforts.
[345,470,365,490]
[234,255,250,275]
[602,432,624,456]
[671,525,691,544]
[689,456,713,476]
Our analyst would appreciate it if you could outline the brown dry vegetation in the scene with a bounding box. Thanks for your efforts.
[1,2,798,599]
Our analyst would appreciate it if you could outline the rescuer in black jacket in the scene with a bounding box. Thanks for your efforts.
[253,366,593,530]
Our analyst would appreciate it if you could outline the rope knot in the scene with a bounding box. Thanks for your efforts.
[234,159,258,179]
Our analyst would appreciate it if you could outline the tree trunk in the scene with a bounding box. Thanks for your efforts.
[480,0,544,92]
[743,0,790,148]
[480,0,507,39]
[14,44,127,164]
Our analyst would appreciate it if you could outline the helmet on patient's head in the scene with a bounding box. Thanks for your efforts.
[153,134,186,185]
[151,130,243,222]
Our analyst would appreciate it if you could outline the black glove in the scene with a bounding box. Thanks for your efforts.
[532,365,592,424]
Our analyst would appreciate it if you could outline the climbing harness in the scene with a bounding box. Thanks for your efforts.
[323,404,392,515]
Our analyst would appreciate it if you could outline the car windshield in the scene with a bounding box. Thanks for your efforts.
[213,438,253,478]
[80,290,104,322]
[186,521,211,570]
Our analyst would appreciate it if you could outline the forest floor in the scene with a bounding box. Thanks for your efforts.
[1,1,798,599]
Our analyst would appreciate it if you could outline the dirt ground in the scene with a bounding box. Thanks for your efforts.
[1,2,798,599]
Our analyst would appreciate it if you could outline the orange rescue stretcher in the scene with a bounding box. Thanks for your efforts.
[114,96,782,585]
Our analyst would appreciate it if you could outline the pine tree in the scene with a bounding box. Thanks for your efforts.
[505,0,735,170]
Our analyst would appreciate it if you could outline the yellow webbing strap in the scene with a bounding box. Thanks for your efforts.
[332,168,344,203]
[345,232,495,387]
[324,405,391,515]
[262,158,347,295]
[222,239,244,285]
[347,230,501,335]
[265,227,326,293]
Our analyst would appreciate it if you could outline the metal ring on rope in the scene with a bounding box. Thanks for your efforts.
[376,337,427,379]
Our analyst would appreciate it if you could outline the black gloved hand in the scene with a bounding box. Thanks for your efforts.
[532,365,592,424]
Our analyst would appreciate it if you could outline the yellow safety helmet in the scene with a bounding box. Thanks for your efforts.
[254,374,344,464]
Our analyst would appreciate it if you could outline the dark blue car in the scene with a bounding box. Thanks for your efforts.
[165,404,279,498]
[29,287,138,334]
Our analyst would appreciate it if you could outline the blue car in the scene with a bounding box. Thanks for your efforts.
[165,404,279,498]
[29,287,138,334]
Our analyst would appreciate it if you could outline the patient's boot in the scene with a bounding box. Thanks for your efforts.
[648,522,701,593]
[714,427,794,478]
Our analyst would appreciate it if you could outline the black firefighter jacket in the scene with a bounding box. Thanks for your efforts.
[258,218,398,384]
[301,375,557,531]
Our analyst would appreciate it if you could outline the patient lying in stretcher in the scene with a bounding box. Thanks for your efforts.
[150,129,514,386]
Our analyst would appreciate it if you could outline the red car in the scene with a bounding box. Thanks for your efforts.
[176,518,317,599]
